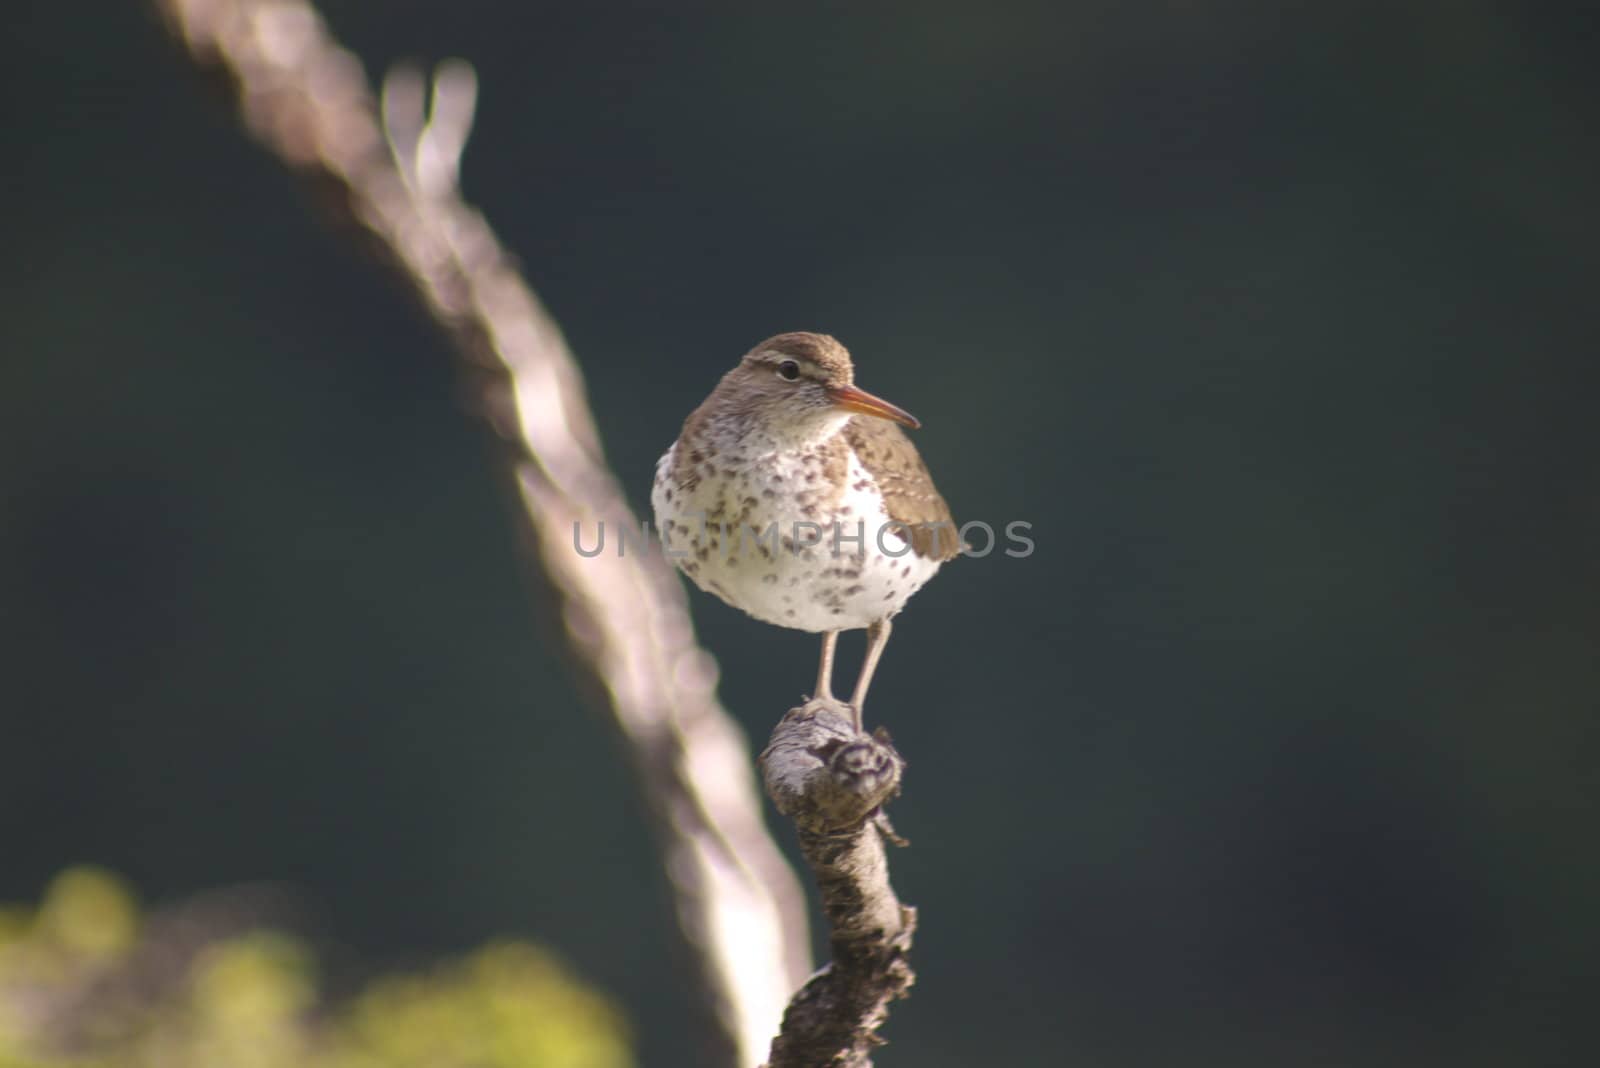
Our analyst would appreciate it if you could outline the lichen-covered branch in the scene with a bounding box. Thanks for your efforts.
[760,699,916,1067]
[151,2,812,1063]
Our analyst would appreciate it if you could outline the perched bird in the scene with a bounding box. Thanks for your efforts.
[652,332,958,728]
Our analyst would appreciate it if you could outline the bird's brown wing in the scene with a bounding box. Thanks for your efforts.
[843,416,961,561]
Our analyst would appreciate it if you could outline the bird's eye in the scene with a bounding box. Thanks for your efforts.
[777,360,801,381]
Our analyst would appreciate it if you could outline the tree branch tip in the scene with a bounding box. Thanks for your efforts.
[759,695,918,1061]
[759,700,905,837]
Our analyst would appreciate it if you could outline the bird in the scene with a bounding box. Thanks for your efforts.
[652,331,959,729]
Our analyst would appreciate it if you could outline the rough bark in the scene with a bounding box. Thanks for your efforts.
[151,2,812,1063]
[760,699,916,1067]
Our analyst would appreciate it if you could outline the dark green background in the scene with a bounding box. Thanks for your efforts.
[4,3,1597,1065]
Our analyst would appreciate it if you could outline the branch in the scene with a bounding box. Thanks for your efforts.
[151,2,812,1063]
[760,699,916,1067]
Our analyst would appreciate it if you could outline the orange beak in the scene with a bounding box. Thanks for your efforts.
[827,384,922,430]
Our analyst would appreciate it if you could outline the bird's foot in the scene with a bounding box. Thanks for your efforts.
[804,693,859,728]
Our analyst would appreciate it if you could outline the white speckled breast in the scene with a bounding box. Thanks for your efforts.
[652,434,944,633]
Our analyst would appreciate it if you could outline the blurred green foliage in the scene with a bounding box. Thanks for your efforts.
[0,869,631,1068]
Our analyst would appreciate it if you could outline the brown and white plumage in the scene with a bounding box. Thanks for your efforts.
[652,332,957,724]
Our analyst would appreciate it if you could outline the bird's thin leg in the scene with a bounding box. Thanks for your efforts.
[814,630,840,703]
[848,618,894,730]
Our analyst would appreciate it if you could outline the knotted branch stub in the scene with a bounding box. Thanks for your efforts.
[759,699,916,1068]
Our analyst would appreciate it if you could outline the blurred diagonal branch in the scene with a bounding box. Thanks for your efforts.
[152,1,811,1063]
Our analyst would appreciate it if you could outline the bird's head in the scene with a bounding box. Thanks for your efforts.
[711,332,920,440]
